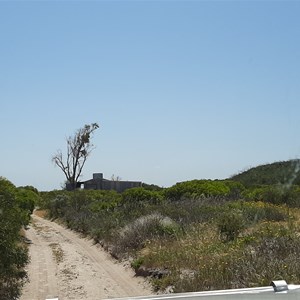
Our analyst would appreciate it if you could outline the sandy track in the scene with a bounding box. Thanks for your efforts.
[20,215,152,300]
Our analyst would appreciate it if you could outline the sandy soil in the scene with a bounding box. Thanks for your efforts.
[20,214,153,300]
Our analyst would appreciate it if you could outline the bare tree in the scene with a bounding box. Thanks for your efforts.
[52,123,99,190]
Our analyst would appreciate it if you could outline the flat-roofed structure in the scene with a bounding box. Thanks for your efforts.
[80,173,142,193]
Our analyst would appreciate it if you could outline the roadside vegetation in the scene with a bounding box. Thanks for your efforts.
[3,159,300,295]
[0,178,39,299]
[37,160,300,293]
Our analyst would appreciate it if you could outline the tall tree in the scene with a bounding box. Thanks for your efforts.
[52,123,99,190]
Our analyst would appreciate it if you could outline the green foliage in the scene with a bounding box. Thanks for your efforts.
[39,190,68,210]
[231,159,300,187]
[226,201,288,224]
[16,188,39,213]
[242,186,268,201]
[131,257,144,270]
[164,180,244,201]
[223,180,245,199]
[0,178,29,299]
[18,185,39,195]
[89,210,121,243]
[142,182,164,191]
[122,187,164,205]
[41,189,124,240]
[217,209,245,241]
[88,190,121,212]
[49,194,70,219]
[242,185,300,207]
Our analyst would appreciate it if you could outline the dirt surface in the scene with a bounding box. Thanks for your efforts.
[20,214,153,300]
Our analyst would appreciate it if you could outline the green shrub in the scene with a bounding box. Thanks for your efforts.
[217,209,245,241]
[48,194,70,219]
[230,160,300,187]
[0,178,29,299]
[159,198,224,226]
[16,188,37,214]
[131,257,144,270]
[164,180,243,201]
[227,201,288,225]
[242,186,267,201]
[122,188,164,205]
[242,185,300,207]
[88,190,121,212]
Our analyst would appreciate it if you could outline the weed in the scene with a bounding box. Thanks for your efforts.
[112,213,180,258]
[49,243,64,263]
[217,209,245,241]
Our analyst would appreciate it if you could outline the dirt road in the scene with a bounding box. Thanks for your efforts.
[20,214,152,300]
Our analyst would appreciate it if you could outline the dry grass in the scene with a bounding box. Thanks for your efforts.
[33,209,47,218]
[19,227,26,238]
[111,213,180,259]
[49,243,64,264]
[136,207,300,293]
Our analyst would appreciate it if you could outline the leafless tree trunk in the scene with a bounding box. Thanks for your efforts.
[52,123,99,190]
[111,174,122,181]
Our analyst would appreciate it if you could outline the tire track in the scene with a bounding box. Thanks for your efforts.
[21,215,152,300]
[20,220,58,300]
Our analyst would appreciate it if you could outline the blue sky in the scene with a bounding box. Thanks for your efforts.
[1,1,300,191]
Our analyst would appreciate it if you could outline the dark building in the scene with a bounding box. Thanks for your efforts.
[67,173,142,193]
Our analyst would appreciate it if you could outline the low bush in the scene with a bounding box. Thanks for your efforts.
[16,188,39,214]
[122,187,164,205]
[159,198,224,227]
[243,185,300,207]
[217,209,245,241]
[164,180,244,201]
[112,213,180,258]
[87,210,122,243]
[227,201,289,224]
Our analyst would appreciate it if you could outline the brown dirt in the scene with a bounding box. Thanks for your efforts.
[20,215,153,300]
[33,209,48,218]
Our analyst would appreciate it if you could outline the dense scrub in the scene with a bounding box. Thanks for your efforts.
[164,180,244,201]
[0,178,38,299]
[231,159,300,187]
[39,178,300,293]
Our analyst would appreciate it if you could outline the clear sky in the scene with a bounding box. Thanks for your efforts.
[1,0,300,191]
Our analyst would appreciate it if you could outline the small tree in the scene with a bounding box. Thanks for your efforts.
[217,209,245,242]
[52,123,99,190]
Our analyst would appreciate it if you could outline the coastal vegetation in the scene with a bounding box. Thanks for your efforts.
[2,159,300,295]
[37,160,300,293]
[0,178,38,299]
